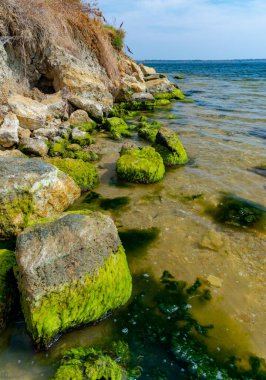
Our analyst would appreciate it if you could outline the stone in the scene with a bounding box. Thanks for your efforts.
[0,112,19,148]
[131,92,155,103]
[69,96,112,119]
[19,137,49,157]
[71,128,93,146]
[144,74,166,81]
[105,117,132,140]
[117,75,147,102]
[146,78,176,94]
[200,230,224,251]
[0,149,26,158]
[8,95,48,130]
[41,92,67,119]
[32,127,58,139]
[0,158,80,238]
[116,146,165,184]
[69,109,92,126]
[16,213,132,349]
[18,127,31,140]
[139,64,156,76]
[0,248,16,332]
[155,127,188,166]
[207,275,223,288]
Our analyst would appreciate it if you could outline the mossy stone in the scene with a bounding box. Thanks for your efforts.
[0,249,16,332]
[154,88,185,101]
[105,117,132,140]
[49,140,68,157]
[116,147,165,184]
[155,128,188,166]
[155,99,171,106]
[138,121,161,143]
[46,158,99,191]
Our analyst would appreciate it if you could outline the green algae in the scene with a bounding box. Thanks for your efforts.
[0,192,34,238]
[116,147,165,184]
[119,227,160,258]
[0,249,16,331]
[49,140,68,157]
[71,133,93,147]
[21,245,132,349]
[154,99,171,106]
[155,129,188,166]
[108,271,266,379]
[46,158,99,192]
[211,194,266,230]
[154,88,186,101]
[52,342,140,380]
[72,122,97,133]
[137,121,161,143]
[167,114,178,120]
[105,117,132,140]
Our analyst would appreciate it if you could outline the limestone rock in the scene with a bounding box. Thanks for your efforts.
[139,64,156,76]
[41,92,67,119]
[69,96,112,119]
[146,78,176,94]
[0,112,19,148]
[131,92,155,103]
[69,109,94,126]
[8,95,48,130]
[117,74,147,102]
[19,137,49,157]
[18,127,31,140]
[16,213,132,348]
[0,149,26,158]
[145,74,166,81]
[0,158,80,238]
[32,127,58,139]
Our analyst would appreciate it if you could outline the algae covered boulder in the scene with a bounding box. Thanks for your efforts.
[0,158,80,238]
[105,117,132,140]
[16,213,132,349]
[155,127,188,166]
[52,346,129,380]
[46,158,99,191]
[116,146,165,184]
[0,248,16,332]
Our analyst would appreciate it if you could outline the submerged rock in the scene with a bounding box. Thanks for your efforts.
[0,112,19,148]
[0,249,16,332]
[0,158,80,238]
[155,127,188,166]
[16,213,132,349]
[116,146,165,184]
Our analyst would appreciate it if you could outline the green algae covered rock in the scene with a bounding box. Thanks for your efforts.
[155,127,188,166]
[105,117,132,140]
[0,158,80,238]
[16,213,132,349]
[46,158,99,191]
[116,146,165,184]
[0,248,16,332]
[154,88,185,100]
[138,121,161,143]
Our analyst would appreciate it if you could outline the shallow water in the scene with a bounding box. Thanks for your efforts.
[0,60,266,379]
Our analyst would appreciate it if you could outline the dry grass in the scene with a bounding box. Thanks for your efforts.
[0,0,121,84]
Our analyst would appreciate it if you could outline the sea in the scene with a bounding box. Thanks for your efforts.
[0,60,265,379]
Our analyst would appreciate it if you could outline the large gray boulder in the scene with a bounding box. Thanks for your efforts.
[0,158,80,238]
[19,137,49,157]
[16,213,132,349]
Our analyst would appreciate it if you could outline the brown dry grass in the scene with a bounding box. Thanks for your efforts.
[0,0,121,83]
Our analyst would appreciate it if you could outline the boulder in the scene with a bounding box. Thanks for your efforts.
[0,112,19,148]
[71,128,93,146]
[69,96,112,119]
[105,117,132,140]
[41,92,67,119]
[116,146,165,184]
[139,64,156,76]
[117,74,147,102]
[131,92,155,103]
[0,248,16,333]
[155,127,188,166]
[0,158,80,238]
[146,78,176,95]
[69,109,92,126]
[0,149,26,158]
[32,126,58,139]
[19,137,49,157]
[16,213,132,349]
[8,95,48,130]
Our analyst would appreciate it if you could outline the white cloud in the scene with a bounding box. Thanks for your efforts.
[98,0,266,59]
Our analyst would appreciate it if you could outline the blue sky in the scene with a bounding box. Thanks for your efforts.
[98,0,266,60]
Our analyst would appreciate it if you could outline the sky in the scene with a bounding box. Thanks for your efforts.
[98,0,266,60]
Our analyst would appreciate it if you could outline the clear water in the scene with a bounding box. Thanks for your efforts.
[0,60,265,379]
